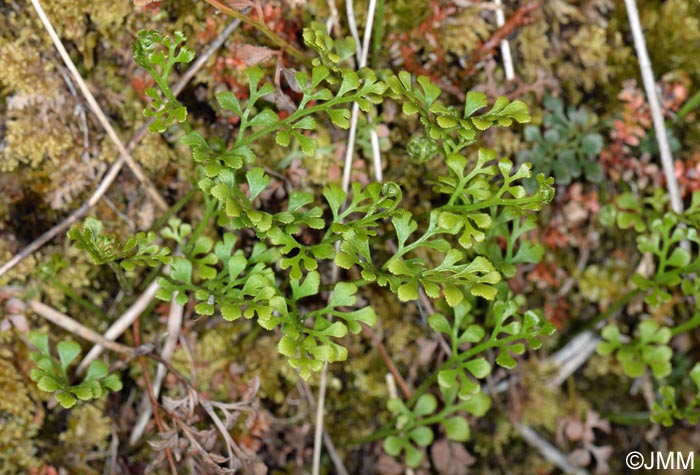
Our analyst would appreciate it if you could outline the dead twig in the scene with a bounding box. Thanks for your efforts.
[77,279,161,374]
[623,0,683,215]
[362,324,411,399]
[315,2,380,473]
[28,300,134,354]
[200,400,249,471]
[29,0,168,211]
[325,0,341,37]
[133,318,179,475]
[300,381,350,475]
[493,0,515,81]
[515,423,590,475]
[201,0,306,62]
[130,294,184,445]
[462,1,538,78]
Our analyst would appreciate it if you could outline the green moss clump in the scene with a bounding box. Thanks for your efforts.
[0,333,44,475]
[578,260,630,310]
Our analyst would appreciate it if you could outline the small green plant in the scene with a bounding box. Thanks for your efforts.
[518,95,605,189]
[597,320,672,378]
[383,391,491,467]
[132,30,195,133]
[374,298,553,467]
[597,191,700,428]
[651,363,700,426]
[28,332,122,409]
[68,216,170,294]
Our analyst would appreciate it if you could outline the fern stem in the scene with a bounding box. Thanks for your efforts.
[108,261,133,296]
[370,0,385,69]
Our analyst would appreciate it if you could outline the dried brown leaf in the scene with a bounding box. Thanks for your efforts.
[431,439,475,475]
[236,44,277,66]
[589,445,613,475]
[567,448,591,468]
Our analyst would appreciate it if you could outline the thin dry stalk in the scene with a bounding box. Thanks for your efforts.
[326,0,341,36]
[29,0,168,211]
[29,300,134,354]
[200,400,249,470]
[370,123,383,182]
[515,424,590,475]
[76,279,160,374]
[362,324,411,398]
[300,381,350,475]
[493,0,515,81]
[623,0,683,214]
[133,319,178,475]
[130,294,184,445]
[345,0,362,64]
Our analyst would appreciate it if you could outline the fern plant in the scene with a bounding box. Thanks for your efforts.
[50,26,557,468]
[597,191,700,427]
[28,332,122,409]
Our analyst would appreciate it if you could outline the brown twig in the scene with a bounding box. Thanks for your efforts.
[362,324,412,399]
[133,318,178,475]
[200,400,249,470]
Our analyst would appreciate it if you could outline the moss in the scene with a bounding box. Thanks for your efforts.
[0,29,56,97]
[90,0,132,39]
[3,108,75,171]
[566,24,610,92]
[642,0,700,83]
[518,360,567,433]
[171,321,296,403]
[0,333,44,475]
[516,22,554,83]
[0,239,38,286]
[578,260,630,310]
[385,0,431,31]
[441,7,492,58]
[132,132,175,173]
[57,402,111,455]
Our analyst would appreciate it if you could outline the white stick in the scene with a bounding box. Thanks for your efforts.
[341,0,379,192]
[76,279,160,374]
[345,1,362,64]
[129,294,184,445]
[515,424,590,475]
[370,128,383,182]
[623,0,682,214]
[494,0,515,81]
